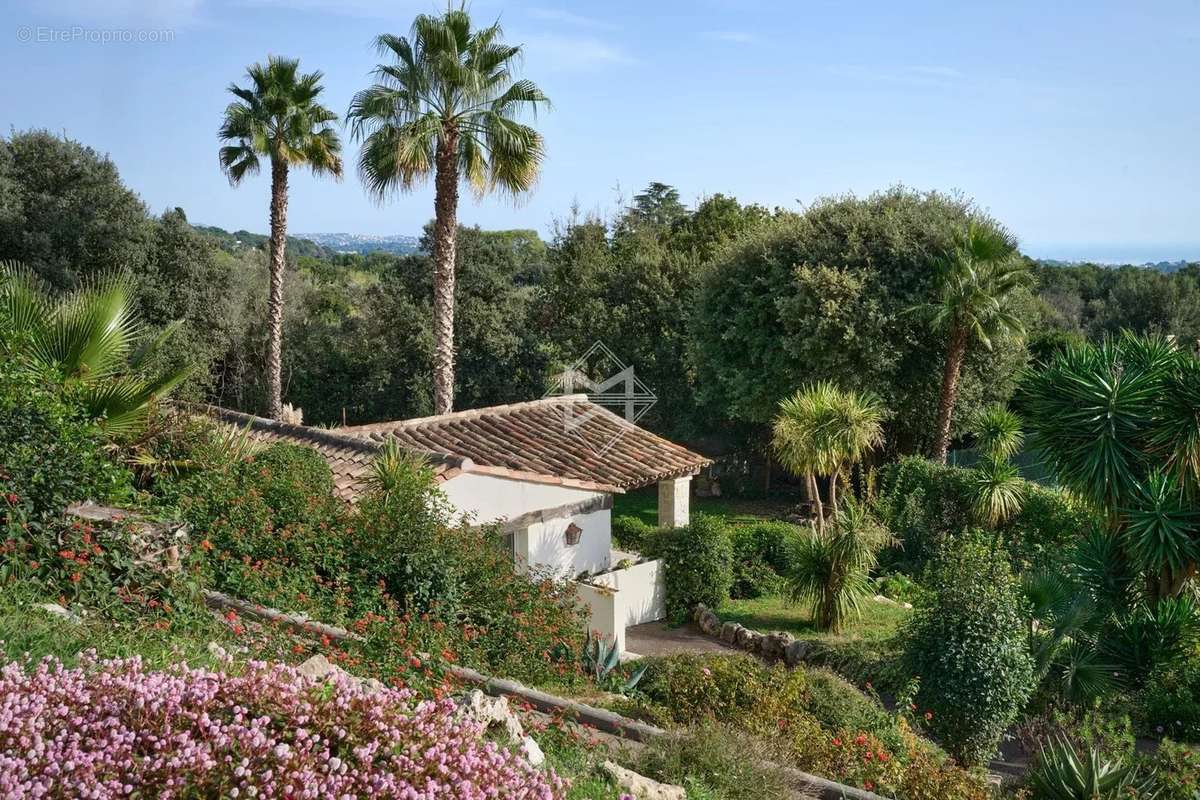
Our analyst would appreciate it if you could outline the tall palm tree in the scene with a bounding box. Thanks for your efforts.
[0,262,188,435]
[218,56,342,419]
[915,222,1031,463]
[348,8,549,414]
[772,381,886,528]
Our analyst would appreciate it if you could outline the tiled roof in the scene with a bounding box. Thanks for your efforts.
[339,395,710,492]
[201,396,710,501]
[199,406,468,501]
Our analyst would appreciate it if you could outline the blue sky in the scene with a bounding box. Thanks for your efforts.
[3,0,1199,262]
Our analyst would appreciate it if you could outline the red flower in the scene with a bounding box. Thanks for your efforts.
[924,711,933,721]
[59,549,75,560]
[4,493,18,504]
[864,781,875,791]
[832,738,842,747]
[200,539,213,552]
[854,734,868,746]
[69,572,81,583]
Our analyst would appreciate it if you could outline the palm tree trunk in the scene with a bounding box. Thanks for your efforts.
[829,470,840,518]
[933,324,969,463]
[265,158,289,420]
[431,131,460,415]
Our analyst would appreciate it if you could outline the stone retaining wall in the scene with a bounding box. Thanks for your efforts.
[692,603,818,666]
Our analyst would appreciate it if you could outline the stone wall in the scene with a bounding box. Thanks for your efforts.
[692,604,818,667]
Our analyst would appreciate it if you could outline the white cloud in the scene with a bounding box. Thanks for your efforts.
[527,7,618,30]
[700,30,756,44]
[520,33,635,70]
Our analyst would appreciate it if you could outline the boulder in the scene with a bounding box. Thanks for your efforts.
[35,603,80,623]
[719,622,743,644]
[601,761,687,800]
[761,632,792,660]
[698,611,721,635]
[297,654,385,694]
[458,689,524,742]
[692,604,708,622]
[736,627,761,651]
[784,639,810,666]
[520,735,545,766]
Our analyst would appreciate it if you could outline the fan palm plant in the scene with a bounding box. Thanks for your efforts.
[348,7,549,415]
[788,502,893,633]
[0,263,188,434]
[218,55,342,419]
[911,222,1031,463]
[772,382,885,528]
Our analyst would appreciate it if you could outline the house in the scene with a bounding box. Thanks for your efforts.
[203,395,711,652]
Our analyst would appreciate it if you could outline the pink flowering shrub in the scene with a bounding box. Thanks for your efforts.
[0,652,564,799]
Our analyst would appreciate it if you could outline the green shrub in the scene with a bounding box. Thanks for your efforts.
[646,514,733,621]
[1143,739,1200,800]
[1140,654,1200,741]
[611,514,655,552]
[876,456,1089,574]
[0,361,133,521]
[634,723,792,800]
[633,652,991,800]
[728,520,805,599]
[901,533,1035,765]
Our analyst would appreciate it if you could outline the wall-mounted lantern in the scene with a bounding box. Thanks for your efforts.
[564,522,583,546]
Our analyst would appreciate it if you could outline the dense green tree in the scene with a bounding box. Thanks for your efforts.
[692,187,1034,456]
[0,130,151,289]
[349,8,549,415]
[218,55,343,419]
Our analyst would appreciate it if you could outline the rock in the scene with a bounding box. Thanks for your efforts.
[601,761,686,800]
[698,611,721,635]
[458,689,524,742]
[761,632,792,660]
[902,601,913,609]
[35,603,80,623]
[736,628,761,651]
[693,604,708,622]
[520,735,545,766]
[784,639,810,666]
[719,621,742,644]
[297,654,384,694]
[206,641,228,660]
[873,594,899,606]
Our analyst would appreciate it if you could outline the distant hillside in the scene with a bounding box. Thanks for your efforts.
[1037,258,1196,273]
[193,225,329,259]
[294,232,422,255]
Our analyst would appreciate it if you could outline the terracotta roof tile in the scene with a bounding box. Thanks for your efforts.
[200,396,710,501]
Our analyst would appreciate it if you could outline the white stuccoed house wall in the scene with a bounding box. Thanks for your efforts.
[439,472,612,577]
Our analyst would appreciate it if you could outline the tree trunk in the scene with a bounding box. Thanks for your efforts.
[431,128,460,415]
[932,324,969,463]
[265,158,289,420]
[829,470,840,518]
[808,474,825,535]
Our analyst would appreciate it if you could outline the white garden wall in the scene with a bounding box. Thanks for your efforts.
[589,558,666,628]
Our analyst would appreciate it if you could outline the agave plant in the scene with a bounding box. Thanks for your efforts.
[582,630,646,694]
[0,262,189,435]
[1028,734,1158,800]
[787,502,894,633]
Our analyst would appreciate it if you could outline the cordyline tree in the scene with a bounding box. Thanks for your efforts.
[1024,333,1200,602]
[218,56,343,419]
[348,7,549,415]
[914,222,1032,462]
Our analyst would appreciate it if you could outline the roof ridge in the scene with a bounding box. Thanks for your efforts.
[336,394,592,433]
[200,405,384,454]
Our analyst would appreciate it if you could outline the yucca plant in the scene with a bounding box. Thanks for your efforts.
[0,262,189,435]
[582,630,646,694]
[788,502,893,633]
[1028,734,1158,800]
[973,404,1025,462]
[1024,333,1200,603]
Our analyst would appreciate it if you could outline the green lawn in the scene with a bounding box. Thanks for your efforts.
[612,487,795,528]
[718,593,908,644]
